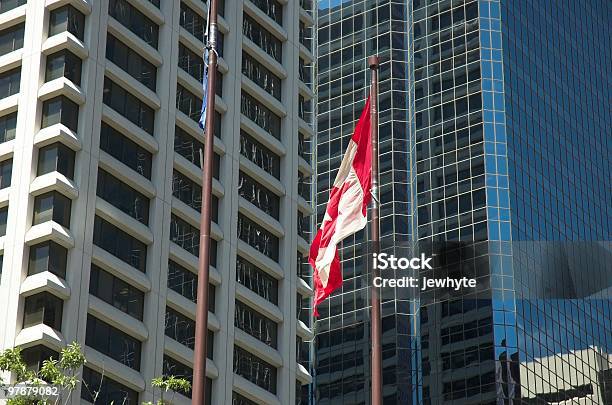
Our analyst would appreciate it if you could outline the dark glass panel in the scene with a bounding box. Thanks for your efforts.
[28,241,68,279]
[108,0,158,48]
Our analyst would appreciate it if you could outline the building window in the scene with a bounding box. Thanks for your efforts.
[97,169,150,225]
[176,84,205,124]
[298,132,310,163]
[236,256,278,304]
[297,211,310,240]
[162,356,212,402]
[297,171,310,200]
[81,367,139,404]
[85,315,141,370]
[296,337,309,367]
[178,42,204,81]
[108,0,158,48]
[242,51,281,100]
[232,393,259,405]
[233,346,277,393]
[240,130,280,179]
[298,94,311,122]
[242,14,282,62]
[238,172,279,219]
[297,293,310,327]
[106,33,156,91]
[49,5,85,41]
[172,169,201,212]
[179,3,203,40]
[41,96,79,132]
[172,170,219,221]
[0,67,20,99]
[28,241,68,279]
[93,216,147,272]
[179,3,224,57]
[241,92,281,139]
[178,43,223,96]
[249,0,282,25]
[0,206,6,236]
[237,214,279,261]
[45,50,82,85]
[89,264,144,320]
[298,57,311,85]
[170,215,217,266]
[165,307,200,351]
[0,22,24,56]
[234,300,277,348]
[169,214,198,256]
[0,0,26,13]
[299,21,311,51]
[103,78,155,135]
[23,292,63,331]
[296,251,311,284]
[37,143,75,179]
[0,112,16,143]
[21,345,59,373]
[33,191,72,228]
[299,0,312,12]
[99,122,152,179]
[167,260,216,312]
[0,159,11,188]
[174,126,221,171]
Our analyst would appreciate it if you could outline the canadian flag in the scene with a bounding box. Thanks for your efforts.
[309,97,372,316]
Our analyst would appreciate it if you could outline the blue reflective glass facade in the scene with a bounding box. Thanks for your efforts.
[501,0,611,403]
[316,0,416,403]
[315,0,611,404]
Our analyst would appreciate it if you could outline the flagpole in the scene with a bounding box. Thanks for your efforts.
[368,55,382,405]
[192,0,218,402]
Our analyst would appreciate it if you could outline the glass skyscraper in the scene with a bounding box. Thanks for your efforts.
[315,0,611,404]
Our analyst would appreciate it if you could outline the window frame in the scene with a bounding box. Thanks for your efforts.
[81,367,139,404]
[96,168,150,225]
[33,191,72,228]
[0,22,24,56]
[0,158,11,188]
[89,264,145,320]
[28,241,68,279]
[99,122,152,179]
[106,33,156,91]
[48,5,85,41]
[92,216,147,272]
[23,292,63,331]
[85,315,142,370]
[103,78,154,135]
[0,112,16,143]
[45,49,82,85]
[37,142,76,179]
[41,96,79,132]
[108,0,159,49]
[0,67,21,99]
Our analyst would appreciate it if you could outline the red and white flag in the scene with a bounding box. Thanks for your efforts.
[309,97,372,316]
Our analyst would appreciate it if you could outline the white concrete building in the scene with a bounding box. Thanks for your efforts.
[0,0,315,403]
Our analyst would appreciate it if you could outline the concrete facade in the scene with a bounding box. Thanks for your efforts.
[0,0,314,404]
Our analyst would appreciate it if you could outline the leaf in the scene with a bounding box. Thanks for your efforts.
[58,343,86,371]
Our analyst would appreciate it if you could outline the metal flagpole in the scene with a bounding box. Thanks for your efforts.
[192,0,218,402]
[368,55,382,405]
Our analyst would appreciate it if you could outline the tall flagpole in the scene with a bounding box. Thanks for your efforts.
[368,55,383,405]
[192,0,218,402]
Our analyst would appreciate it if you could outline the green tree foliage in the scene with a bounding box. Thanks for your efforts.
[1,344,192,405]
[142,375,191,405]
[0,342,85,405]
